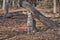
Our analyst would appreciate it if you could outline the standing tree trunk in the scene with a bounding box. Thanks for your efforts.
[53,0,57,13]
[3,0,9,16]
[17,0,20,8]
[12,0,15,8]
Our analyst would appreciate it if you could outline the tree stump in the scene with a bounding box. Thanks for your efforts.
[27,11,37,34]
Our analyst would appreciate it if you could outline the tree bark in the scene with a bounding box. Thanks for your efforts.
[27,11,37,34]
[53,0,57,13]
[12,0,15,8]
[17,0,20,8]
[3,0,9,16]
[22,1,59,28]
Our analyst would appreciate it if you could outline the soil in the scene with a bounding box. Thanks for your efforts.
[0,12,60,40]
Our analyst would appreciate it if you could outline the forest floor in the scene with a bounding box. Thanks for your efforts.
[0,8,60,40]
[0,11,60,40]
[0,8,60,17]
[0,8,60,13]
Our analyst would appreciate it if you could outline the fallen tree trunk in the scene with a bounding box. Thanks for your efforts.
[22,1,59,27]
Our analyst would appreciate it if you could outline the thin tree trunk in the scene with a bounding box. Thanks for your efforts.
[17,0,20,8]
[53,0,57,13]
[12,0,15,8]
[3,0,9,15]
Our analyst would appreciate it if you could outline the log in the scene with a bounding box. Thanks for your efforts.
[22,1,59,27]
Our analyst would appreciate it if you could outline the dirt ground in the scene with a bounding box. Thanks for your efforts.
[0,12,60,40]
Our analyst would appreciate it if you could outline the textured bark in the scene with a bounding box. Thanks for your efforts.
[3,0,9,16]
[53,0,57,13]
[27,11,37,34]
[22,1,59,27]
[12,0,15,8]
[16,0,20,8]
